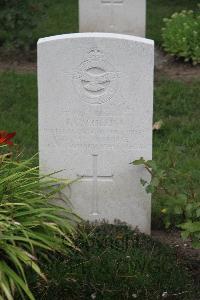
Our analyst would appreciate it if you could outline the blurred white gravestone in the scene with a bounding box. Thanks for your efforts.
[38,33,154,234]
[79,0,146,37]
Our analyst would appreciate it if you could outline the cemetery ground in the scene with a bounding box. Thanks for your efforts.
[0,68,199,299]
[0,1,199,299]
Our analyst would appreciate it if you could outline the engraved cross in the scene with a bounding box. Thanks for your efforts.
[101,0,124,30]
[78,154,113,216]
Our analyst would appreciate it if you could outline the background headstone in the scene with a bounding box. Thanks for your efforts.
[79,0,146,37]
[38,33,154,234]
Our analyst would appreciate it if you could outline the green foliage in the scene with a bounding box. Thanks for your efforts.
[0,0,78,56]
[153,79,200,228]
[26,223,197,300]
[0,0,44,53]
[162,7,200,64]
[33,0,78,41]
[0,155,79,300]
[147,0,198,45]
[0,0,198,54]
[131,158,200,248]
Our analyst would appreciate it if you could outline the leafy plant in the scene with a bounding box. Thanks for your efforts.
[131,158,200,248]
[0,133,79,300]
[0,0,44,53]
[162,6,200,65]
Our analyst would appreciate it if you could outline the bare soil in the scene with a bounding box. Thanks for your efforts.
[0,60,36,73]
[152,230,200,260]
[152,229,200,282]
[155,48,200,82]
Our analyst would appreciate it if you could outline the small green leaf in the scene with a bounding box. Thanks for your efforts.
[191,241,200,249]
[179,222,200,233]
[131,157,145,165]
[181,231,190,240]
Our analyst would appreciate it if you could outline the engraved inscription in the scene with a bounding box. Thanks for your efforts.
[77,154,113,215]
[43,129,148,152]
[42,111,150,152]
[74,49,118,104]
[101,0,124,4]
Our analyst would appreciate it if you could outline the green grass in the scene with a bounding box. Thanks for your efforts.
[25,223,198,300]
[0,72,37,157]
[33,0,78,41]
[152,79,200,226]
[154,79,200,168]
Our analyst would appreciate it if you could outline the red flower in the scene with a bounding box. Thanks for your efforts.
[0,131,16,146]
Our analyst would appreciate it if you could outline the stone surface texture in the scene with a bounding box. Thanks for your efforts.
[79,0,146,37]
[38,33,154,234]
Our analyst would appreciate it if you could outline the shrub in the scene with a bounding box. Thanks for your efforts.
[132,158,200,249]
[28,223,197,300]
[0,0,44,53]
[162,7,200,65]
[0,132,79,300]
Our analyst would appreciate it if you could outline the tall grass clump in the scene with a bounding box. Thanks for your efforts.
[0,131,79,300]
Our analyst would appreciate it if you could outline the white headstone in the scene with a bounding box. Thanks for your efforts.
[38,33,154,234]
[79,0,146,37]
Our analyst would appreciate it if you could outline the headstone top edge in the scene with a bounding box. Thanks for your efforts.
[37,33,154,47]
